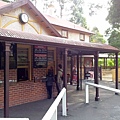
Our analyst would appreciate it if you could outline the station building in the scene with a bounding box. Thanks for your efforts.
[0,0,119,113]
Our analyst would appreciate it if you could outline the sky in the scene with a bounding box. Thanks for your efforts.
[31,0,111,35]
[83,0,110,35]
[9,0,111,35]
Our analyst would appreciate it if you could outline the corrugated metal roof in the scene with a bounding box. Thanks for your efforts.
[0,28,119,53]
[44,15,93,34]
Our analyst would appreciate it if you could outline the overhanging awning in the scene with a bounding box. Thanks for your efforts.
[0,28,119,53]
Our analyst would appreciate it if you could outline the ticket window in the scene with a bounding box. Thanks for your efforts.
[48,48,56,75]
[17,45,31,81]
[17,68,28,80]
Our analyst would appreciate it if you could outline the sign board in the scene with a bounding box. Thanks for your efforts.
[33,46,47,68]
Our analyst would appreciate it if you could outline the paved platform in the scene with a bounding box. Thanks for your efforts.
[0,80,120,120]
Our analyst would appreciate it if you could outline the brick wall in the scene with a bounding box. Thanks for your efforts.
[0,67,58,109]
[0,78,57,109]
[33,68,46,80]
[0,49,61,109]
[0,81,48,108]
[0,69,17,81]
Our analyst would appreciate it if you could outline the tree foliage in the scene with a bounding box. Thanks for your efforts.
[107,0,120,27]
[69,0,87,28]
[90,27,106,43]
[106,28,120,49]
[57,0,70,18]
[106,0,120,49]
[88,3,103,16]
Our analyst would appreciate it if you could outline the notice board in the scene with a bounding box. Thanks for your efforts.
[33,45,47,68]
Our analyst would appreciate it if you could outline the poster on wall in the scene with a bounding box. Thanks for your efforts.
[33,46,47,68]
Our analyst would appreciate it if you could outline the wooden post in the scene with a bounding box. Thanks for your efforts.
[4,42,10,117]
[63,48,67,88]
[63,48,68,110]
[76,54,79,90]
[99,66,102,81]
[115,52,118,92]
[56,47,58,75]
[70,56,73,85]
[80,54,82,90]
[104,58,105,69]
[94,51,100,101]
[106,58,107,69]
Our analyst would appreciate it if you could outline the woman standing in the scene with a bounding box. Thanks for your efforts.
[72,65,77,85]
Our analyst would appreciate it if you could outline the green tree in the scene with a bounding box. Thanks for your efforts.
[90,27,106,43]
[88,3,103,16]
[57,0,70,18]
[107,0,120,28]
[106,0,120,49]
[69,0,87,28]
[106,28,120,49]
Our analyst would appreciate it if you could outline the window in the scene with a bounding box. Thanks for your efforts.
[17,48,29,66]
[48,50,54,61]
[61,30,68,38]
[79,34,85,41]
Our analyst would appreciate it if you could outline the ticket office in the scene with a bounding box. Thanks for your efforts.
[0,42,56,82]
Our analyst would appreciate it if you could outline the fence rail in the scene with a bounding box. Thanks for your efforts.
[0,118,29,120]
[42,88,67,120]
[85,82,120,104]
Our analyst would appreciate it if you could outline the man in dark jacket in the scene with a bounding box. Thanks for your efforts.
[46,67,54,99]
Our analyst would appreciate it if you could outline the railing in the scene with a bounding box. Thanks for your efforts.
[42,88,67,120]
[0,118,29,120]
[85,82,120,104]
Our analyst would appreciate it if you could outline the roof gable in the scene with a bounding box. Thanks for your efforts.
[44,15,93,35]
[0,0,61,37]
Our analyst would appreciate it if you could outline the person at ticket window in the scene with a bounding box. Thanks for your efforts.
[46,66,54,99]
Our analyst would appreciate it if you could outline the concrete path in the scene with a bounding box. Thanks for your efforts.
[0,80,120,120]
[58,80,120,120]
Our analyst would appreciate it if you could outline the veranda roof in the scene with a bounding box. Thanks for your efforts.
[0,28,119,53]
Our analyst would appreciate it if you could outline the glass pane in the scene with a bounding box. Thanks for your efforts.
[48,50,54,61]
[17,48,29,66]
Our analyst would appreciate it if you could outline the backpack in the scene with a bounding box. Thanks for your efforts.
[61,73,63,80]
[60,70,63,80]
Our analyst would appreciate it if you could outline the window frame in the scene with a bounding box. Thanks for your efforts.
[61,29,68,38]
[79,33,85,41]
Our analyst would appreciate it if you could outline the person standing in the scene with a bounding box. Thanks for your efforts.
[72,65,77,85]
[55,64,63,95]
[46,66,54,99]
